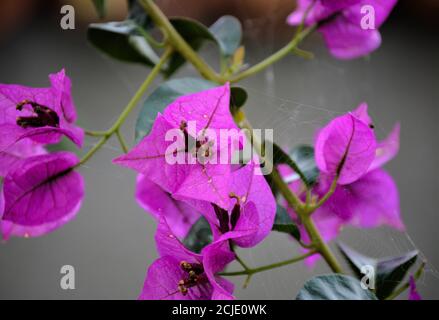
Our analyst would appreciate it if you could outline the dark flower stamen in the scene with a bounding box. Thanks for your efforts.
[179,120,213,161]
[16,100,60,128]
[178,261,207,296]
[213,204,230,233]
[229,193,242,229]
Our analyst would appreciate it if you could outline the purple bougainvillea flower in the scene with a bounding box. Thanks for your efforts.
[316,167,404,229]
[0,132,46,177]
[162,83,239,140]
[0,183,4,219]
[369,123,400,172]
[0,69,84,149]
[114,114,232,209]
[178,162,276,248]
[136,174,201,239]
[315,105,377,185]
[282,106,403,266]
[115,84,241,210]
[139,217,235,300]
[0,151,84,239]
[409,276,422,300]
[287,0,398,59]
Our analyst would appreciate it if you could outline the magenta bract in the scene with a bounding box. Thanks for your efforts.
[0,69,84,149]
[0,151,84,239]
[287,0,398,59]
[283,105,403,266]
[114,84,240,210]
[139,217,235,300]
[315,107,377,185]
[136,174,201,239]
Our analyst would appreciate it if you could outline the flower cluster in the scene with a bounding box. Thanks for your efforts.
[288,0,398,59]
[0,70,84,239]
[114,84,276,299]
[281,103,403,266]
[1,0,419,300]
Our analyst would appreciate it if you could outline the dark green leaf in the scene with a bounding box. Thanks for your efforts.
[163,16,242,77]
[209,16,242,57]
[128,0,153,29]
[263,173,279,198]
[273,144,319,187]
[92,0,106,19]
[272,205,300,241]
[87,20,159,66]
[272,144,308,186]
[296,274,378,300]
[230,87,248,109]
[290,145,319,186]
[163,18,215,77]
[338,242,418,299]
[135,78,216,141]
[183,216,213,254]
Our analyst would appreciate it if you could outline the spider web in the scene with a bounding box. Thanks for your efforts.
[222,3,439,300]
[80,1,439,300]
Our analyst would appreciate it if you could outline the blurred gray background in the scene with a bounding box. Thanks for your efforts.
[0,0,438,299]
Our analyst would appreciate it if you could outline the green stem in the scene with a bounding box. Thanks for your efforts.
[301,215,344,273]
[85,129,107,137]
[310,175,338,212]
[116,129,129,153]
[138,0,223,83]
[136,25,167,48]
[270,168,305,213]
[234,111,343,273]
[235,254,251,271]
[220,250,317,277]
[234,110,305,212]
[76,47,173,168]
[77,135,109,167]
[230,25,316,83]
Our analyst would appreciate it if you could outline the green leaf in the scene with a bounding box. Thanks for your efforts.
[183,216,213,254]
[209,16,242,57]
[135,78,216,142]
[230,87,248,109]
[273,144,319,187]
[296,274,378,300]
[163,16,242,77]
[272,205,300,241]
[128,0,153,29]
[338,242,418,299]
[162,18,215,77]
[289,145,319,186]
[92,0,107,19]
[87,20,159,66]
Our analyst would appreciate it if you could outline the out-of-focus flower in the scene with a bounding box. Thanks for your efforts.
[0,152,84,239]
[287,0,398,59]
